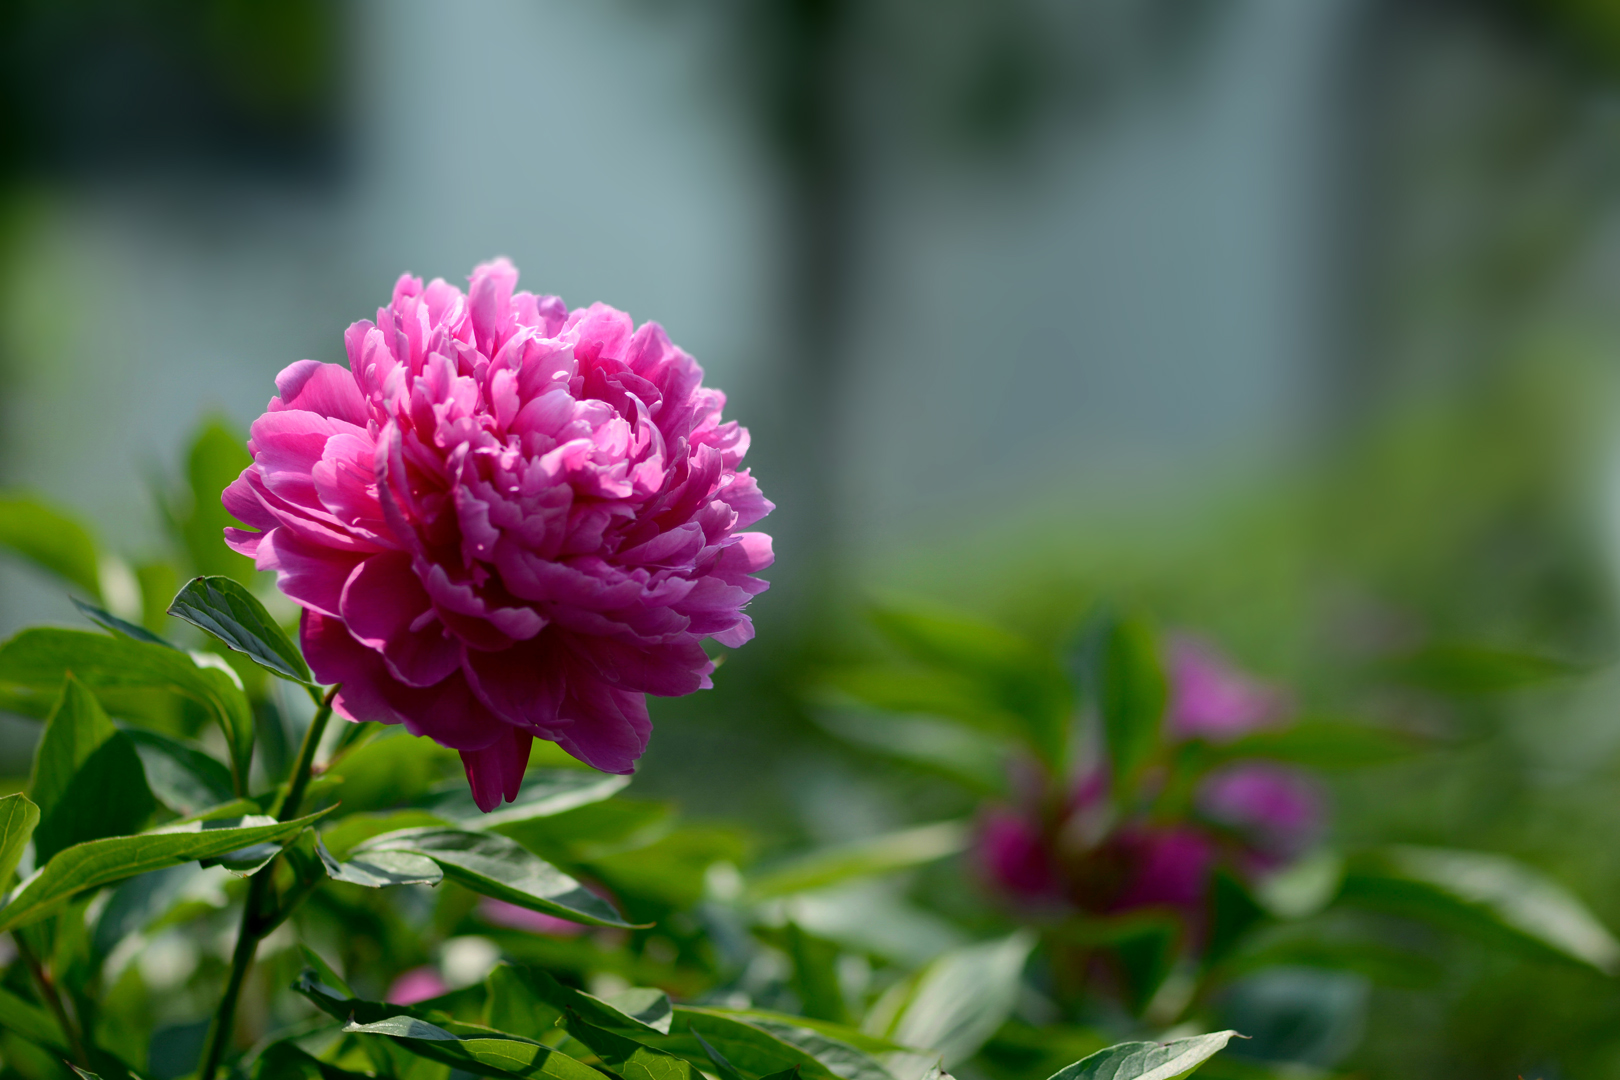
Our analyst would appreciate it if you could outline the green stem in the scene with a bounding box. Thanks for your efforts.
[198,684,338,1080]
[14,932,88,1068]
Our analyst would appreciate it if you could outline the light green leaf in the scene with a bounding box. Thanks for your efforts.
[0,792,39,891]
[1205,721,1418,769]
[360,827,638,927]
[28,676,157,863]
[121,726,236,815]
[1046,1032,1240,1080]
[1341,846,1620,972]
[1095,614,1166,789]
[0,627,256,794]
[167,574,313,684]
[0,806,329,934]
[180,418,256,583]
[747,821,970,901]
[429,769,631,828]
[317,835,443,888]
[871,931,1036,1068]
[0,493,102,598]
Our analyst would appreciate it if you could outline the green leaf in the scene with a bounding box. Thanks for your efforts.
[708,1013,909,1080]
[0,792,39,891]
[1094,613,1166,789]
[167,575,313,684]
[180,418,256,583]
[0,806,329,934]
[813,713,1008,793]
[71,597,177,649]
[567,1017,697,1080]
[0,983,67,1054]
[0,493,103,598]
[0,627,256,794]
[1387,643,1580,694]
[300,944,355,999]
[1340,846,1620,972]
[654,1008,856,1080]
[869,931,1035,1068]
[1204,721,1418,769]
[317,835,444,887]
[254,1041,376,1080]
[359,827,639,927]
[1046,1032,1240,1080]
[428,769,631,828]
[747,821,969,900]
[28,676,157,863]
[121,726,236,815]
[783,922,851,1024]
[342,1014,604,1080]
[504,965,672,1037]
[868,607,1072,762]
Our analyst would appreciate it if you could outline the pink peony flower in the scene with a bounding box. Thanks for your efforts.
[1164,635,1286,743]
[978,808,1061,901]
[1108,825,1219,914]
[1197,761,1323,862]
[387,965,449,1005]
[224,260,773,809]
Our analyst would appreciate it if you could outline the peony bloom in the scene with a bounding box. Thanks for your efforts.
[224,260,773,809]
[1164,635,1286,743]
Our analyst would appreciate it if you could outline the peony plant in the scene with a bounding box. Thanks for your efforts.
[0,265,1254,1080]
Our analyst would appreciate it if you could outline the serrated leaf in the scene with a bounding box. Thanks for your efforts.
[0,793,39,891]
[317,835,443,887]
[71,597,176,649]
[1047,1032,1240,1080]
[0,493,102,598]
[0,627,255,794]
[359,827,638,927]
[873,931,1036,1068]
[121,726,236,815]
[167,575,313,684]
[0,806,329,934]
[1341,846,1620,972]
[1095,614,1166,789]
[28,676,157,863]
[747,821,969,900]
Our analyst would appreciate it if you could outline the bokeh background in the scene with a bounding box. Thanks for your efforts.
[7,1,1620,1075]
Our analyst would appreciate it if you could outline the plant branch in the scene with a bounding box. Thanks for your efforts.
[198,683,338,1080]
[14,931,88,1068]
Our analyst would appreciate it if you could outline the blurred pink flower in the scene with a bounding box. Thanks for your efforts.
[1198,761,1324,862]
[1108,826,1219,914]
[478,897,589,936]
[977,809,1061,902]
[1164,635,1286,743]
[225,260,773,809]
[387,966,448,1005]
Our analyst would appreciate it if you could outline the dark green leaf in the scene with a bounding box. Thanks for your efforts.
[1339,846,1620,972]
[746,821,969,900]
[360,827,639,927]
[567,1017,696,1080]
[653,1009,849,1080]
[181,418,256,583]
[1387,643,1580,694]
[1046,1032,1240,1080]
[1095,614,1166,789]
[0,984,67,1054]
[505,965,672,1037]
[72,597,177,649]
[813,713,1008,793]
[1204,721,1419,769]
[254,1041,376,1080]
[0,493,102,598]
[0,792,39,890]
[0,806,330,933]
[872,931,1035,1068]
[300,944,356,999]
[713,1014,904,1080]
[783,922,850,1024]
[0,627,255,794]
[317,835,444,887]
[121,726,236,815]
[28,676,157,863]
[167,575,313,684]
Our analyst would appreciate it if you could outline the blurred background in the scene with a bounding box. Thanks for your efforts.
[7,0,1620,1075]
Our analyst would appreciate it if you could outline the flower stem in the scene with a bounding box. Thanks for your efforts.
[198,684,338,1080]
[14,931,88,1068]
